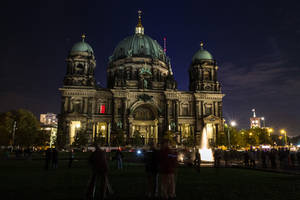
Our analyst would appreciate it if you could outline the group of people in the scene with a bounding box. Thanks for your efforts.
[212,148,300,169]
[86,139,178,200]
[144,139,178,200]
[45,148,59,170]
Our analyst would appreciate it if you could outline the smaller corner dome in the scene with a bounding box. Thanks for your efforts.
[192,42,213,61]
[70,35,94,54]
[71,41,94,53]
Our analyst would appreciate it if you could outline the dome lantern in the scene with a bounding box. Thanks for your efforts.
[135,10,144,35]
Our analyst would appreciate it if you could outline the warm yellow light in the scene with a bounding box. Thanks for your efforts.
[249,132,253,136]
[75,124,81,128]
[241,132,244,135]
[280,129,286,134]
[100,125,106,131]
[268,128,274,133]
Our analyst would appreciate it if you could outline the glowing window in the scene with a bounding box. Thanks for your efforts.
[100,104,105,114]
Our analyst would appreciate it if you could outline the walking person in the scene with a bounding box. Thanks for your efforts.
[144,143,159,199]
[159,139,178,200]
[68,149,75,168]
[86,146,113,200]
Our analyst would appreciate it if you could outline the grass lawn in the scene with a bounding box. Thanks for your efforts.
[1,159,300,200]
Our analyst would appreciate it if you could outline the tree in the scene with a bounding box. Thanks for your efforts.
[163,130,176,146]
[111,129,125,146]
[56,129,66,149]
[132,130,143,147]
[35,130,50,147]
[72,130,89,148]
[0,109,40,147]
[216,131,227,146]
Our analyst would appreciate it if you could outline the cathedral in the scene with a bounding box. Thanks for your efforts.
[58,11,225,147]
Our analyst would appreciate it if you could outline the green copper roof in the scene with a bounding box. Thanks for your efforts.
[192,47,213,61]
[71,41,94,53]
[110,34,166,62]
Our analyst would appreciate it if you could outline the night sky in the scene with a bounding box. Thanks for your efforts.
[1,0,300,136]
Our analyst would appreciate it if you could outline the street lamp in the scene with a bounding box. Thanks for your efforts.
[280,129,287,146]
[261,117,265,128]
[227,121,237,149]
[267,128,274,136]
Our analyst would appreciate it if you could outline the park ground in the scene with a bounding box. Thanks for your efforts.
[0,153,300,200]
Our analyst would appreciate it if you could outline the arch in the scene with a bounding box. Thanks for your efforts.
[129,101,160,119]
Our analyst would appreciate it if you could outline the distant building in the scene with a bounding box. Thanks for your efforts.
[250,109,262,128]
[40,113,58,126]
[40,113,58,147]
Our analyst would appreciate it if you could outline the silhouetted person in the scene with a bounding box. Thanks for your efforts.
[194,150,201,171]
[249,150,256,168]
[261,151,267,168]
[68,149,75,168]
[159,139,177,200]
[45,148,52,170]
[144,143,159,199]
[270,149,277,169]
[115,149,123,169]
[213,149,221,168]
[86,146,113,200]
[52,148,58,169]
[243,151,249,167]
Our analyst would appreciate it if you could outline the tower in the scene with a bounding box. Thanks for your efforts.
[189,42,220,92]
[63,34,96,87]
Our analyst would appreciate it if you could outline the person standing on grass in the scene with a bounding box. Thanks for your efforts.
[144,143,159,199]
[45,148,52,170]
[194,149,201,171]
[159,139,178,200]
[68,149,75,168]
[86,146,113,200]
[115,149,123,170]
[52,148,58,169]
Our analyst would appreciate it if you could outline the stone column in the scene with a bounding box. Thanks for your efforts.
[91,98,95,115]
[122,98,127,131]
[84,97,88,114]
[155,122,158,144]
[70,99,73,113]
[165,100,170,130]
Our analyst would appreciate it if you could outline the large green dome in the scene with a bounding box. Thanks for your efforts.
[70,36,94,54]
[192,43,213,61]
[110,34,166,62]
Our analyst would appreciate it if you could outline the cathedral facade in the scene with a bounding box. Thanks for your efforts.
[58,12,225,147]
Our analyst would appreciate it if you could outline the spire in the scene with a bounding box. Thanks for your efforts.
[135,10,144,35]
[200,41,204,49]
[252,109,256,117]
[81,34,86,42]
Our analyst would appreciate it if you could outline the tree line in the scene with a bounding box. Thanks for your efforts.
[0,109,50,147]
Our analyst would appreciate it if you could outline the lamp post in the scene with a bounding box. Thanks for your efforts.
[227,121,236,149]
[261,117,265,128]
[280,129,287,146]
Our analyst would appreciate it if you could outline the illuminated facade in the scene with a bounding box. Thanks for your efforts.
[40,113,58,147]
[250,109,262,128]
[58,12,225,147]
